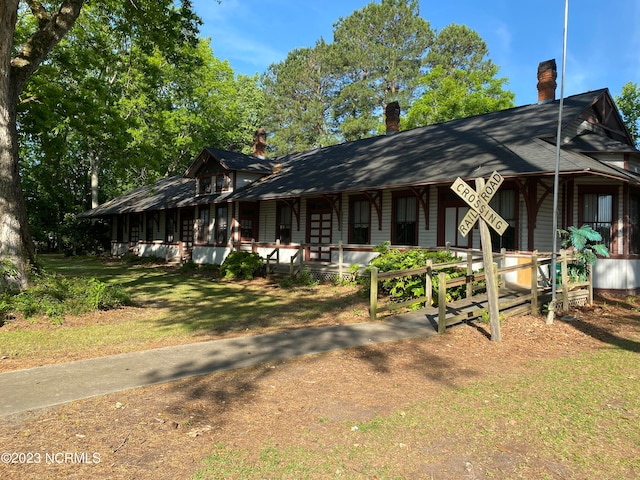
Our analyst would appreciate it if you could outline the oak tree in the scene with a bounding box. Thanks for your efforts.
[1,0,200,287]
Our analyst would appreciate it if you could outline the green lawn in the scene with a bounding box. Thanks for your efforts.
[0,255,367,362]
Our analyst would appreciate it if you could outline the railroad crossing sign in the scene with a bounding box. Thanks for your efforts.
[451,171,508,237]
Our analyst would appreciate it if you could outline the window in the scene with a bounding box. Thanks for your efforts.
[145,214,155,242]
[582,192,613,249]
[393,194,417,245]
[165,210,177,243]
[489,189,517,250]
[276,203,292,244]
[215,205,228,244]
[349,198,370,244]
[196,206,210,243]
[129,214,140,243]
[239,202,259,242]
[215,173,229,193]
[198,176,212,195]
[630,194,640,255]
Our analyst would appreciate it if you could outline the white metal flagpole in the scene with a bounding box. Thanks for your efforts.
[547,0,569,324]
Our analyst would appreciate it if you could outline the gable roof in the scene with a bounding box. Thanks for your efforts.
[79,149,274,218]
[229,89,640,201]
[184,147,275,178]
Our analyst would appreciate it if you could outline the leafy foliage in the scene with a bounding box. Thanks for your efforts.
[278,269,319,289]
[558,225,610,281]
[262,1,513,153]
[367,247,468,305]
[331,0,433,140]
[17,3,259,251]
[220,251,264,280]
[405,64,514,128]
[3,273,130,322]
[615,81,640,148]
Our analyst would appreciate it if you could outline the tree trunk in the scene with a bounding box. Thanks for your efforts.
[90,150,100,209]
[1,0,84,288]
[0,0,33,288]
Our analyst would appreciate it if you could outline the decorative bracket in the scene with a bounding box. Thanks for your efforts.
[410,186,430,230]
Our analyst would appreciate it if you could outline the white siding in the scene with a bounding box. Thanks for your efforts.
[235,172,265,190]
[139,242,178,260]
[192,246,231,265]
[593,258,640,290]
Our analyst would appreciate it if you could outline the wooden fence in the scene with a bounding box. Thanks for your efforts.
[368,249,592,331]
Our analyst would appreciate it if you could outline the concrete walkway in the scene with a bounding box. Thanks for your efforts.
[0,312,437,417]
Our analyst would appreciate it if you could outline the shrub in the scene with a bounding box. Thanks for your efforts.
[278,269,319,289]
[366,247,468,305]
[8,273,131,321]
[220,251,264,280]
[558,225,610,281]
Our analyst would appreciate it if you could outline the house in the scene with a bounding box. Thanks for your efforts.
[80,60,640,293]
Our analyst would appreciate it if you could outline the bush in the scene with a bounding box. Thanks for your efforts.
[220,251,264,280]
[366,247,468,305]
[8,273,131,321]
[558,225,610,281]
[278,269,319,289]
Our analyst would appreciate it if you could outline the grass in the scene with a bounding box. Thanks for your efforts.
[192,346,640,479]
[3,255,639,478]
[0,255,367,362]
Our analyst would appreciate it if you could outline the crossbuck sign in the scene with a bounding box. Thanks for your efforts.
[451,171,508,237]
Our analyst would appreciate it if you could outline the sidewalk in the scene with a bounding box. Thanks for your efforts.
[0,312,437,417]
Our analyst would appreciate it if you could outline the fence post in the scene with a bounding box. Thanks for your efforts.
[425,260,433,307]
[339,240,344,278]
[466,254,473,299]
[561,250,569,313]
[499,248,506,286]
[369,267,378,321]
[587,263,593,305]
[438,271,447,333]
[297,244,304,276]
[531,250,539,314]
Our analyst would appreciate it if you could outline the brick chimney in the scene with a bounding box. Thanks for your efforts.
[537,59,557,104]
[253,128,267,158]
[385,101,400,135]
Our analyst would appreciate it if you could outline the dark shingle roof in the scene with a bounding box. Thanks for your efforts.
[78,176,197,217]
[80,89,640,217]
[229,89,640,200]
[184,147,275,178]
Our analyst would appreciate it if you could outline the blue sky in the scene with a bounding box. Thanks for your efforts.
[191,0,640,106]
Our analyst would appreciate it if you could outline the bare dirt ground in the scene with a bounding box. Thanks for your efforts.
[1,291,639,479]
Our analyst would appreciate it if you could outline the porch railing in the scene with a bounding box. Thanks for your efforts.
[368,249,592,328]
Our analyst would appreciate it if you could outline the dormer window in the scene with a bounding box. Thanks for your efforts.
[215,173,229,193]
[198,176,212,195]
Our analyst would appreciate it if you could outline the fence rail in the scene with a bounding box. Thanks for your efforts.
[369,249,592,331]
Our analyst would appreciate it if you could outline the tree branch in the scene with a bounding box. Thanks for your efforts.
[25,0,50,28]
[11,0,85,94]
